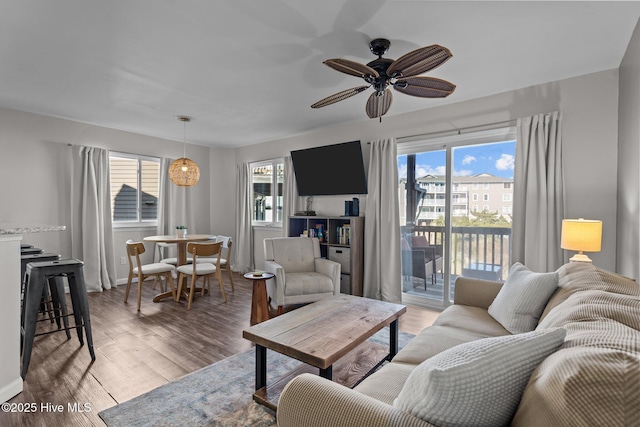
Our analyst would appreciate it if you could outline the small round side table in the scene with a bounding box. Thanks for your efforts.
[244,272,275,326]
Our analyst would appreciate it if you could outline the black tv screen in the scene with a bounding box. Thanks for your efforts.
[291,141,368,196]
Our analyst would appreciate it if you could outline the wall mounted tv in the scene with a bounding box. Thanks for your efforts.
[291,141,368,196]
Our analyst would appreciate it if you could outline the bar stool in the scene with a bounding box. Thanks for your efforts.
[21,259,96,379]
[20,253,63,328]
[20,244,34,250]
[21,247,44,255]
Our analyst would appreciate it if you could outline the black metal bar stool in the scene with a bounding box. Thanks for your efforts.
[20,244,34,250]
[21,247,44,255]
[21,259,96,379]
[20,253,64,328]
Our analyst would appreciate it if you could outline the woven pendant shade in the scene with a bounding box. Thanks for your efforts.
[169,157,200,187]
[170,115,200,187]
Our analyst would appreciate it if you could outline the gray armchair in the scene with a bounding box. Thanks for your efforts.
[263,237,341,315]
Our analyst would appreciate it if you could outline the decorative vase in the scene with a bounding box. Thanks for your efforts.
[177,228,187,238]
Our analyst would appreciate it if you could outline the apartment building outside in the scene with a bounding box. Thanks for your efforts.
[399,173,513,225]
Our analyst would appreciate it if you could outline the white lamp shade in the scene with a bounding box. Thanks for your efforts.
[561,219,602,252]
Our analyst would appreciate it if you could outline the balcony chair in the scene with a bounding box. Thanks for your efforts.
[263,237,340,316]
[125,240,176,311]
[176,241,225,310]
[401,235,443,289]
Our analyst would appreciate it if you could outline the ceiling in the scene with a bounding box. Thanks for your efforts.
[1,1,640,148]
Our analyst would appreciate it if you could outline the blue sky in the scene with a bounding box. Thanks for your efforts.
[398,140,516,180]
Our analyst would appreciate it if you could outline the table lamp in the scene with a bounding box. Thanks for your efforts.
[561,218,602,263]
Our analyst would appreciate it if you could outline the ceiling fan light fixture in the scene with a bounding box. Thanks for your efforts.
[169,116,200,187]
[312,38,455,120]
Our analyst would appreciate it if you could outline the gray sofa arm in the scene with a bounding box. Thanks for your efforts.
[277,374,435,427]
[315,258,341,295]
[453,276,503,310]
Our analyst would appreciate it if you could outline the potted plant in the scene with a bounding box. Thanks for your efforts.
[176,225,188,238]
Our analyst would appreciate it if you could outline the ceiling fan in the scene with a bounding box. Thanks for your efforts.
[311,38,456,120]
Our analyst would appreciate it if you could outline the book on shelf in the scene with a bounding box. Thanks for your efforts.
[337,225,351,245]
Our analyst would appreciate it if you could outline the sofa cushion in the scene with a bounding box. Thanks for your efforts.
[488,262,558,333]
[393,328,566,427]
[513,266,640,426]
[393,305,510,366]
[539,261,640,323]
[354,362,415,405]
[284,272,335,296]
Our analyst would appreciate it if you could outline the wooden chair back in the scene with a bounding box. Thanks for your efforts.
[187,241,222,264]
[126,240,146,271]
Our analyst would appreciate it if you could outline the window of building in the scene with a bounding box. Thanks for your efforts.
[109,153,160,227]
[483,182,490,189]
[473,183,478,189]
[483,205,490,211]
[473,194,478,201]
[473,205,479,212]
[504,182,511,189]
[483,193,489,201]
[503,193,512,201]
[251,159,284,225]
[503,206,513,214]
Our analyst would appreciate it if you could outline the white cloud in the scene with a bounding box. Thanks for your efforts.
[496,154,515,171]
[398,164,407,179]
[462,155,476,165]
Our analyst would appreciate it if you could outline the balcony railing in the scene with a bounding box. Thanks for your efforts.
[401,224,512,281]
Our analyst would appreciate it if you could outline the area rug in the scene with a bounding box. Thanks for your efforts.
[99,328,414,427]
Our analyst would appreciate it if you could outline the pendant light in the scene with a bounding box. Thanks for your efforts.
[169,115,200,187]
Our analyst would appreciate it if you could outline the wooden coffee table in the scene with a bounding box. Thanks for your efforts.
[242,294,406,411]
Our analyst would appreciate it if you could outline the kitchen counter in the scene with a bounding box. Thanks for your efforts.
[0,223,66,403]
[0,222,66,235]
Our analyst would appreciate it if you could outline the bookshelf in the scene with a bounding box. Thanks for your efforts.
[288,215,364,296]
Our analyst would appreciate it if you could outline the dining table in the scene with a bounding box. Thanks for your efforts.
[143,234,216,302]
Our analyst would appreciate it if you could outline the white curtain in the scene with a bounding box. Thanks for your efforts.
[512,111,564,272]
[363,138,402,303]
[70,146,117,291]
[282,155,299,237]
[235,162,253,273]
[155,158,196,259]
[157,158,195,235]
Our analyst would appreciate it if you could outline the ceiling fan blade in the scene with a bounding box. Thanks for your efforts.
[387,44,452,78]
[366,89,393,119]
[393,77,456,98]
[311,85,370,109]
[324,58,380,80]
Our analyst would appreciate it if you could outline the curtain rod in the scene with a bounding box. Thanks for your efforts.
[395,119,517,144]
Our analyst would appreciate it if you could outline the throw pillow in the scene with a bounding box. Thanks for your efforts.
[393,328,566,427]
[488,262,559,333]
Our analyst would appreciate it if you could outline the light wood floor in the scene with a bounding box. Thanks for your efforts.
[1,273,439,427]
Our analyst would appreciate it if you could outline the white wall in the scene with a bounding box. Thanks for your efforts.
[0,67,625,279]
[0,107,211,282]
[617,19,640,279]
[236,69,620,272]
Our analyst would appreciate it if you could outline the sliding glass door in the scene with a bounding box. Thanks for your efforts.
[398,129,516,309]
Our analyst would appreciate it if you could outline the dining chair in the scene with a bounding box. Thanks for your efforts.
[176,241,225,310]
[125,240,176,311]
[154,242,178,264]
[195,236,235,292]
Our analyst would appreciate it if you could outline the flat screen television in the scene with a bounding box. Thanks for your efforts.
[291,141,368,196]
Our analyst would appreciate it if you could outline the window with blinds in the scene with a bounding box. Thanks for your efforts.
[109,153,160,225]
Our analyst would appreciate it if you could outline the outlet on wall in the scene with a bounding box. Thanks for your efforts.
[120,257,126,265]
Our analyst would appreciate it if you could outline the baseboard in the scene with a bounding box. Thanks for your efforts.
[0,376,23,404]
